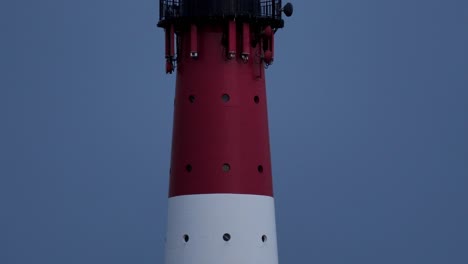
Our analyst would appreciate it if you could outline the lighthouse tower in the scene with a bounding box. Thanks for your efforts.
[157,1,293,263]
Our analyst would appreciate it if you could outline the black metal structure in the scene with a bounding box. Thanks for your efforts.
[158,0,284,28]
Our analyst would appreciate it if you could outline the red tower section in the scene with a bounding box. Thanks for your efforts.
[158,1,293,263]
[169,24,274,197]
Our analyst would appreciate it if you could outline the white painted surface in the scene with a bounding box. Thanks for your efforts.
[165,194,279,264]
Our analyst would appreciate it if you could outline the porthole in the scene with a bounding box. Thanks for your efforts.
[258,165,264,173]
[254,96,260,104]
[186,164,192,172]
[223,233,231,241]
[183,234,189,242]
[262,235,267,242]
[222,163,231,172]
[189,95,195,103]
[222,94,230,102]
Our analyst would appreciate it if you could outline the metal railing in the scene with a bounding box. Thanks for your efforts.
[160,0,181,20]
[259,0,282,19]
[159,0,282,21]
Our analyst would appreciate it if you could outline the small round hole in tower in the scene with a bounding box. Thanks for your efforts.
[262,235,267,243]
[222,163,231,172]
[186,164,192,172]
[183,234,189,242]
[189,95,195,103]
[254,96,260,104]
[223,233,231,241]
[258,165,264,173]
[222,94,230,102]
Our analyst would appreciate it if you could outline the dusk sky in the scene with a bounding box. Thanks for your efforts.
[1,0,468,263]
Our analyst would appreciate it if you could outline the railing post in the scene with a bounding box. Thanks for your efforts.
[272,0,275,19]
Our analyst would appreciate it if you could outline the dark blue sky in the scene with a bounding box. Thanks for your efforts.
[1,0,468,263]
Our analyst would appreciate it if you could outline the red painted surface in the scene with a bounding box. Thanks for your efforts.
[242,23,250,56]
[228,20,236,57]
[169,24,274,197]
[190,24,197,54]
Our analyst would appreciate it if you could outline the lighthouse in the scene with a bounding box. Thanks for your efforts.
[157,1,293,263]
